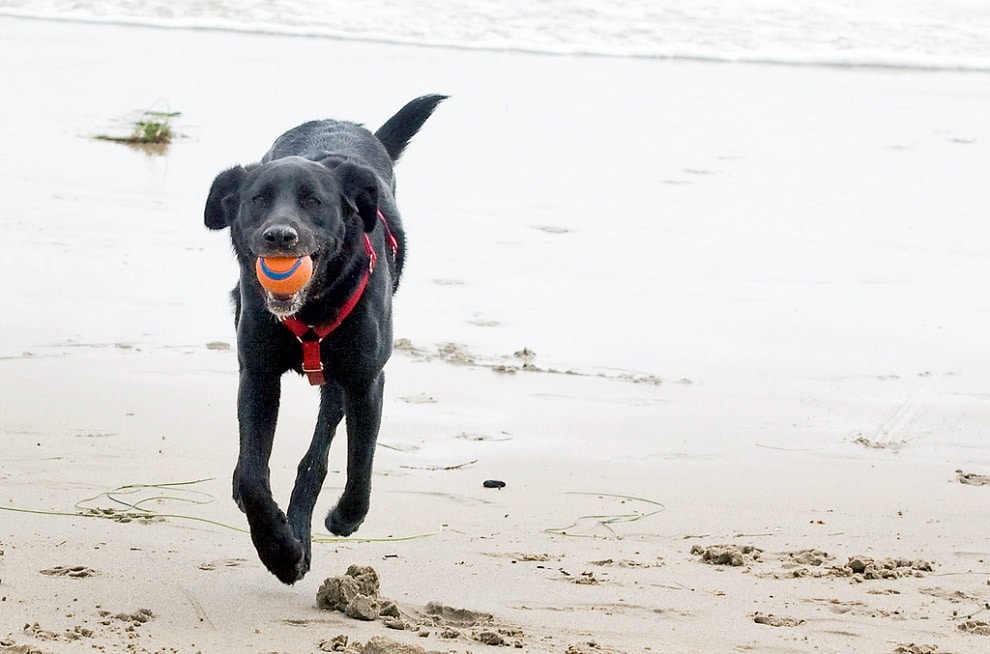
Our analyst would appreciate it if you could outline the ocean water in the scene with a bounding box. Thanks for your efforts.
[2,0,989,71]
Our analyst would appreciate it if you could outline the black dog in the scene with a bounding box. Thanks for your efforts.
[204,95,445,584]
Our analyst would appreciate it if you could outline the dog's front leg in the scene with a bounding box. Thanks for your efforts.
[286,380,345,575]
[326,372,384,537]
[234,370,306,584]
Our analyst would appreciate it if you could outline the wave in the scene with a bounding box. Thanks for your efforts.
[3,0,990,73]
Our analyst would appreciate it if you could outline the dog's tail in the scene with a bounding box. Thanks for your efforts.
[375,94,447,162]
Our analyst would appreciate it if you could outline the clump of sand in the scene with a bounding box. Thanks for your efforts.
[316,566,523,647]
[957,620,990,636]
[784,555,934,581]
[316,565,399,622]
[691,546,936,582]
[893,644,948,654]
[318,635,438,654]
[782,548,832,568]
[956,469,990,486]
[844,556,933,580]
[753,613,805,627]
[690,544,763,567]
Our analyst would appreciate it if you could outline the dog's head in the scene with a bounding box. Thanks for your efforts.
[205,156,380,316]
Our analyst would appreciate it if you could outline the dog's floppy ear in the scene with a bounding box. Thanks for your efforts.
[204,165,248,230]
[332,161,380,233]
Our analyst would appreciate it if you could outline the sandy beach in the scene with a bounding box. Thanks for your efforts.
[2,15,990,654]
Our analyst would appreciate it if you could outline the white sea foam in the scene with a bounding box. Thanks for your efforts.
[2,0,990,71]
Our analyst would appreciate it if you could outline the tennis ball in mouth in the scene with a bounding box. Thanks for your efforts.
[255,255,313,296]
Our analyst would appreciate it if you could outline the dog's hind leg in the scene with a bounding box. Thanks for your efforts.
[326,372,385,537]
[286,380,345,574]
[234,371,307,584]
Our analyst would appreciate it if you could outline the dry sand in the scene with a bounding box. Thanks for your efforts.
[2,15,990,654]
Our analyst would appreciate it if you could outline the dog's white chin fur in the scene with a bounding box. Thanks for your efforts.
[265,290,306,317]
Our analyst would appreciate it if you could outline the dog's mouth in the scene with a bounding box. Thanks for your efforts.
[257,251,319,317]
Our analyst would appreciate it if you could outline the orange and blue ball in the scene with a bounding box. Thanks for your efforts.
[255,255,314,295]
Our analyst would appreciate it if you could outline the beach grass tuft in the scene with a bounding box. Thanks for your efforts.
[94,107,181,149]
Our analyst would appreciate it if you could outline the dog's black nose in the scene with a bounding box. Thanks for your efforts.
[262,224,299,248]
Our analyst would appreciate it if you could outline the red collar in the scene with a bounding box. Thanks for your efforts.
[279,211,396,385]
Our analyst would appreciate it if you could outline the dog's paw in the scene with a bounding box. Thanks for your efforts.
[326,505,366,537]
[287,551,311,584]
[251,527,309,584]
[272,559,310,585]
[264,538,309,585]
[287,521,315,572]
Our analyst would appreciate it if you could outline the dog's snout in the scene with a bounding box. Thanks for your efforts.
[262,224,299,249]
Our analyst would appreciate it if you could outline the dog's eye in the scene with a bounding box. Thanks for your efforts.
[251,195,267,207]
[301,196,321,208]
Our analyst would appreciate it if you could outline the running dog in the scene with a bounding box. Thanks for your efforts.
[204,95,445,583]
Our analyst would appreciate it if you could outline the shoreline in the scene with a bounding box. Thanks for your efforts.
[3,12,990,73]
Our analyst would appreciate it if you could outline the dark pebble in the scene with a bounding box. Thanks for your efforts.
[483,480,506,489]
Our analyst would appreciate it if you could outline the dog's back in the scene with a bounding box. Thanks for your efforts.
[261,94,447,178]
